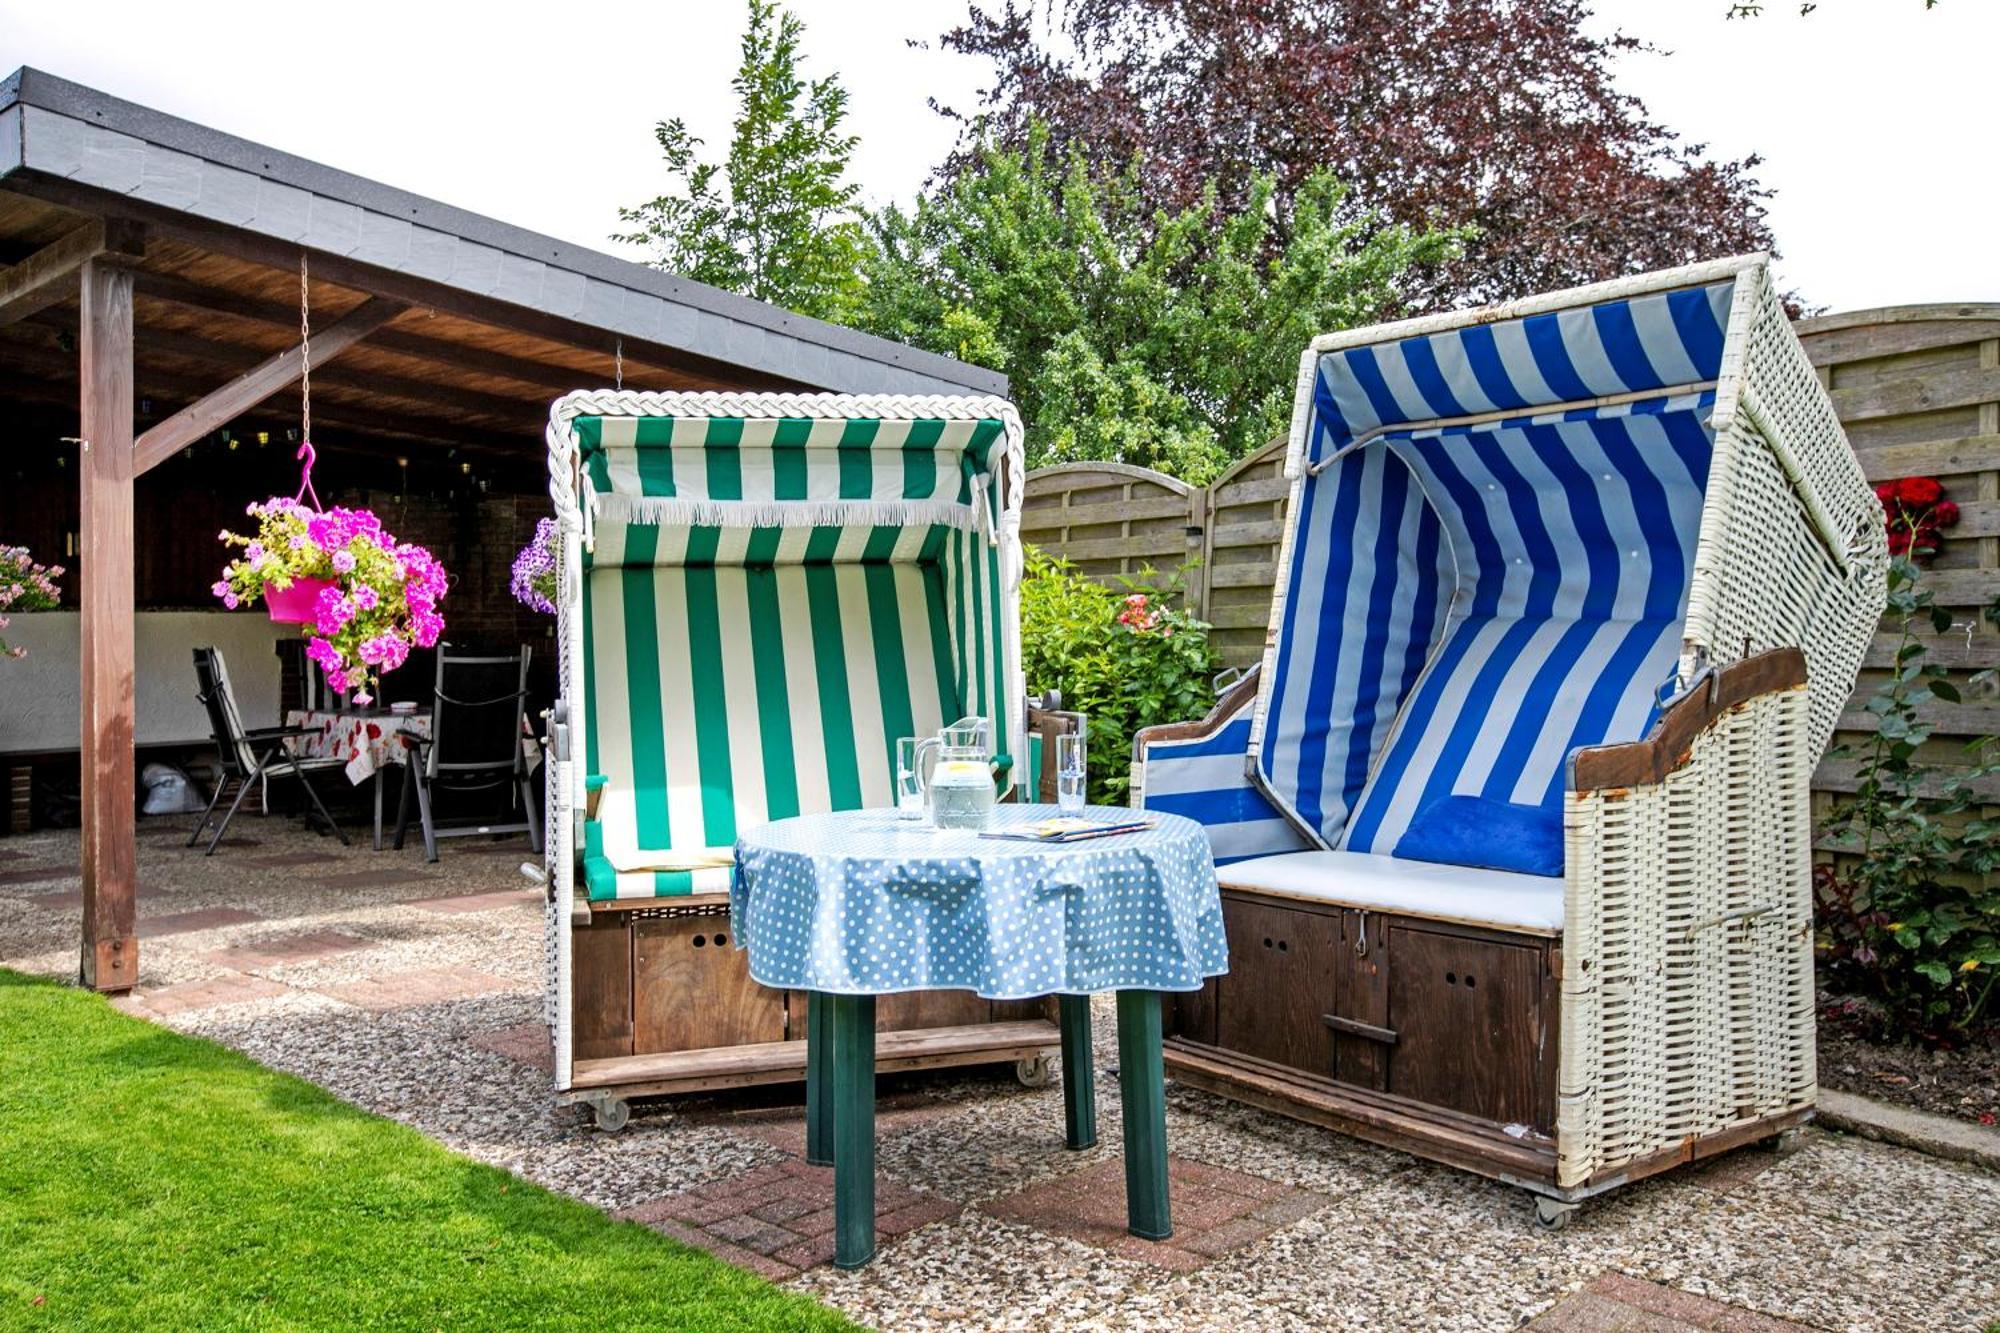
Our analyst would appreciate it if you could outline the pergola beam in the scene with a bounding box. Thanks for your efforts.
[128,269,710,395]
[0,219,142,328]
[0,348,535,459]
[134,296,406,475]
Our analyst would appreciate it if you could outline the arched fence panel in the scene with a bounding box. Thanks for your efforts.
[1019,462,1201,590]
[1795,304,2000,822]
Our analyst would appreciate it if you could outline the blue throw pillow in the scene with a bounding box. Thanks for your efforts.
[1395,796,1563,878]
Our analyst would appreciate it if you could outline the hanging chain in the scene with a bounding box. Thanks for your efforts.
[614,337,623,391]
[299,251,312,443]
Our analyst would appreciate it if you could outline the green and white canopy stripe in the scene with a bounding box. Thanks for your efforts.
[546,392,1026,903]
[573,413,1010,548]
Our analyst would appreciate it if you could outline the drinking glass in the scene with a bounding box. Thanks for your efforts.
[895,737,927,820]
[1056,733,1087,816]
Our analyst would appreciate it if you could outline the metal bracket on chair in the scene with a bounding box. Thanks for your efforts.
[1679,904,1776,942]
[1657,656,1717,713]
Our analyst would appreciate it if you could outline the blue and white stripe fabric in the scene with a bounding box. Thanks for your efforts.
[1259,445,1453,843]
[1255,280,1736,858]
[1135,680,1310,866]
[1338,395,1714,853]
[1303,282,1734,462]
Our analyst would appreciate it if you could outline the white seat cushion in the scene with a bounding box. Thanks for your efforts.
[1215,850,1563,935]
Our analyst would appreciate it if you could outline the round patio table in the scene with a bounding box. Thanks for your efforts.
[731,803,1226,1269]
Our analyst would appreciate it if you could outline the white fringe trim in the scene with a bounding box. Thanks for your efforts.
[596,493,981,533]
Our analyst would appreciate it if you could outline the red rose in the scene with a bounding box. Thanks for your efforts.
[1934,501,1960,527]
[1873,482,1898,504]
[1886,529,1912,555]
[1898,477,1944,506]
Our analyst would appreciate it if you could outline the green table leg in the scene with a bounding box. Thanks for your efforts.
[805,991,832,1167]
[829,993,877,1269]
[1116,989,1171,1241]
[1059,994,1096,1150]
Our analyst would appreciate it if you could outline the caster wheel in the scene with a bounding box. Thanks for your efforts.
[1015,1054,1056,1088]
[1767,1127,1805,1157]
[1532,1195,1578,1231]
[591,1096,631,1133]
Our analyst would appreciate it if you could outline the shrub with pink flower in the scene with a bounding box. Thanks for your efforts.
[215,497,447,702]
[510,517,559,615]
[0,544,63,659]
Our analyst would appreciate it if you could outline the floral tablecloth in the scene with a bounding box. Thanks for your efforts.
[285,708,429,785]
[731,804,1227,1000]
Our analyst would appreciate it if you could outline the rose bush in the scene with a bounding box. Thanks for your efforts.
[1020,549,1217,803]
[214,499,447,703]
[1875,475,1960,561]
[1817,555,2000,1042]
[0,544,62,659]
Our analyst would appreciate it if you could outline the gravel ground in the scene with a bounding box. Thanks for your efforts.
[5,814,1998,1332]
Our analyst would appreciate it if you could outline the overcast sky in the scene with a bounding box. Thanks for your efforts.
[4,0,1993,315]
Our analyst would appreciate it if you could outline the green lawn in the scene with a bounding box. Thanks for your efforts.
[0,970,857,1331]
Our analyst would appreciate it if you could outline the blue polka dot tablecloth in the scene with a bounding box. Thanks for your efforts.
[730,804,1227,999]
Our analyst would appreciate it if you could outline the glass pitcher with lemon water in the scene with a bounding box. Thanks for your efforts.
[915,717,997,831]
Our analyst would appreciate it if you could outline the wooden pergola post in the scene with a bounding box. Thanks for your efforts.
[78,256,138,992]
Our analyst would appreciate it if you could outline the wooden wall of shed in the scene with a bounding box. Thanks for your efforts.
[1020,305,2000,811]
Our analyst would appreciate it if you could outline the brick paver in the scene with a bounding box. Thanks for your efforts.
[315,868,436,891]
[981,1154,1331,1272]
[467,1021,554,1072]
[618,1159,958,1277]
[244,851,337,869]
[205,930,369,969]
[316,964,518,1011]
[402,887,541,915]
[1530,1274,1815,1331]
[0,865,72,886]
[122,972,292,1017]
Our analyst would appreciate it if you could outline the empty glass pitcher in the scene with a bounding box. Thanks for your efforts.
[916,716,997,831]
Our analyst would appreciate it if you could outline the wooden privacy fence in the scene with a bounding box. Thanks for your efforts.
[1022,303,2000,806]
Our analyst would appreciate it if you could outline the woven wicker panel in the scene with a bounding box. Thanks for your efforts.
[1681,270,1887,759]
[1558,683,1815,1187]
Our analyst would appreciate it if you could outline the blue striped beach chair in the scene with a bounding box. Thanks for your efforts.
[541,392,1060,1125]
[1134,256,1886,1222]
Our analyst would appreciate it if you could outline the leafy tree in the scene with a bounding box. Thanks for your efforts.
[934,0,1779,308]
[858,126,1459,481]
[615,0,868,322]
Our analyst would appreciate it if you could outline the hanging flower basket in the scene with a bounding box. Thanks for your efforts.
[263,575,336,624]
[214,491,448,704]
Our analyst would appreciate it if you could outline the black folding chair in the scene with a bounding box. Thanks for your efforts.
[394,646,543,862]
[187,647,351,854]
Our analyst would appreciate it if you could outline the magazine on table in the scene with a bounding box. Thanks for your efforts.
[980,816,1156,844]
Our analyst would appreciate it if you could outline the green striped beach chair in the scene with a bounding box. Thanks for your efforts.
[543,392,1053,1116]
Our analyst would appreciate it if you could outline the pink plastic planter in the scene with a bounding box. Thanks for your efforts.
[264,577,334,624]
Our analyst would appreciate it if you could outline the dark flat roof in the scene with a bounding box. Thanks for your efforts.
[0,66,1007,398]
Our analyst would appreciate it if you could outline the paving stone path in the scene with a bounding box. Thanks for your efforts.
[3,816,1994,1331]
